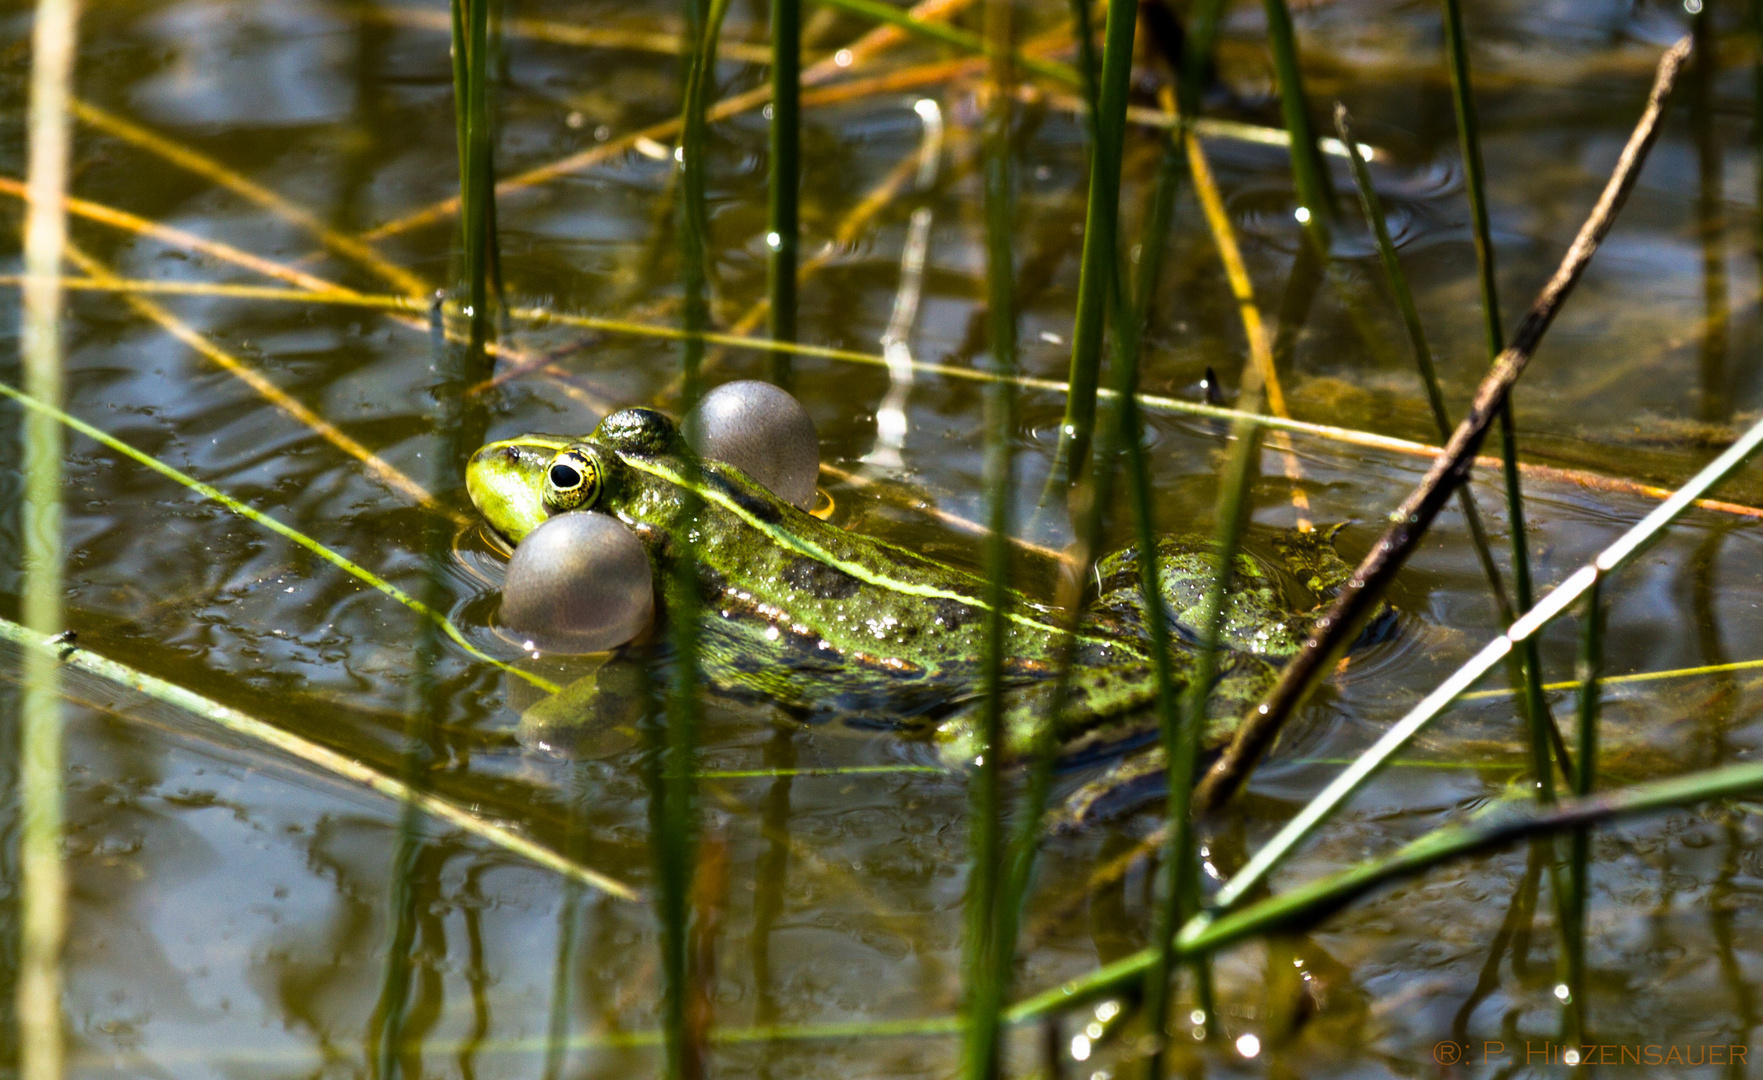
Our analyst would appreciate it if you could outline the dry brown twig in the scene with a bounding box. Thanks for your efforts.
[1193,35,1697,812]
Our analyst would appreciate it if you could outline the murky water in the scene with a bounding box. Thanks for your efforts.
[1,0,1762,1074]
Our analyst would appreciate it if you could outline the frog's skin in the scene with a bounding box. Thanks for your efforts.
[468,408,1367,822]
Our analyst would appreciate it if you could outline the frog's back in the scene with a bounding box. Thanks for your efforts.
[604,435,1127,720]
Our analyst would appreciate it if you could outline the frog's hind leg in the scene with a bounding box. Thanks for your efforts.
[1269,523,1397,648]
[1049,746,1173,832]
[1092,535,1308,659]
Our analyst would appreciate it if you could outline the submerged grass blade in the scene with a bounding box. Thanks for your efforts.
[18,0,79,1070]
[0,616,636,899]
[59,241,450,515]
[0,177,346,293]
[355,4,777,62]
[70,99,427,297]
[0,380,557,693]
[804,0,1077,85]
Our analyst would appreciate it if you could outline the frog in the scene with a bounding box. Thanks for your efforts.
[466,406,1379,827]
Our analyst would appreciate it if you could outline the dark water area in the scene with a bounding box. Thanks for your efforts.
[2,0,1763,1074]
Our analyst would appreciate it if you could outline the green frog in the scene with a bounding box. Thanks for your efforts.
[467,406,1373,826]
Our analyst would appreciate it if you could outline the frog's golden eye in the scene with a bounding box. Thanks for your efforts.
[542,448,601,512]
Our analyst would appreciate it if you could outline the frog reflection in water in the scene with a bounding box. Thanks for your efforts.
[467,407,1377,825]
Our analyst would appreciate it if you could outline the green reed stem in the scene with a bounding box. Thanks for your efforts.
[961,0,1016,1072]
[1180,0,1227,117]
[1136,104,1254,1044]
[1009,755,1763,1022]
[0,381,558,693]
[18,0,77,1071]
[1333,102,1520,647]
[997,117,1188,1075]
[655,0,728,1074]
[1046,0,1138,490]
[680,0,728,408]
[457,0,495,364]
[1441,0,1561,794]
[767,0,801,386]
[1561,576,1603,1046]
[1754,0,1763,305]
[1201,406,1763,926]
[1065,0,1100,117]
[373,286,492,1080]
[1142,12,1231,1054]
[1145,434,1262,1057]
[450,0,469,197]
[1262,0,1332,249]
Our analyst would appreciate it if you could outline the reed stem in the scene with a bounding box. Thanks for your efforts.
[767,0,802,386]
[960,0,1016,1071]
[1332,103,1514,613]
[458,0,496,365]
[1262,0,1332,248]
[1044,0,1138,490]
[655,1,729,1074]
[1205,401,1763,927]
[18,0,78,1072]
[1441,0,1562,794]
[1560,576,1604,1046]
[1011,755,1763,1022]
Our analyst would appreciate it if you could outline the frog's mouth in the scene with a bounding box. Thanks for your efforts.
[466,436,572,544]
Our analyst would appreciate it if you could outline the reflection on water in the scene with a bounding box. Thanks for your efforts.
[2,0,1763,1073]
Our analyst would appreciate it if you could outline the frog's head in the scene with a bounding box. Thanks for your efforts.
[466,408,685,543]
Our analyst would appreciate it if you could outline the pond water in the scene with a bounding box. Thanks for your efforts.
[2,0,1763,1074]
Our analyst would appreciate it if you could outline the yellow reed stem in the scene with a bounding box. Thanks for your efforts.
[70,99,428,297]
[0,177,559,429]
[1182,112,1312,527]
[0,175,342,293]
[8,273,1762,521]
[59,243,448,515]
[18,0,78,1073]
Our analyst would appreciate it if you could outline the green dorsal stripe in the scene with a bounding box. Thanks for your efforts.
[623,455,1123,648]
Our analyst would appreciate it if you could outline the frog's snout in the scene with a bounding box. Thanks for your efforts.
[466,439,555,544]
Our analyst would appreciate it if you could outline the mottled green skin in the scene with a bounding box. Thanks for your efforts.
[468,408,1361,804]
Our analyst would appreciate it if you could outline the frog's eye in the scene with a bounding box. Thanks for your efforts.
[542,448,601,512]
